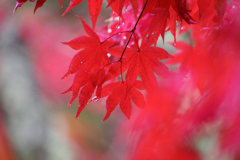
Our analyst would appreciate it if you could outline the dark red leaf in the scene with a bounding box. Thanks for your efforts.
[34,0,46,13]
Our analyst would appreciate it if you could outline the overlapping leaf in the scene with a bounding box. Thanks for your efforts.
[107,0,139,19]
[62,16,114,108]
[14,0,47,13]
[98,81,145,120]
[107,37,173,92]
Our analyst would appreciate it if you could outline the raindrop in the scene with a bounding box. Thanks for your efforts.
[123,36,127,40]
[122,22,125,25]
[91,96,99,102]
[107,53,111,57]
[180,26,185,30]
[108,28,112,33]
[116,24,120,29]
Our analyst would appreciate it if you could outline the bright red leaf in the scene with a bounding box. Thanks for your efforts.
[107,0,139,20]
[62,16,114,107]
[107,37,173,92]
[88,0,103,30]
[100,81,145,120]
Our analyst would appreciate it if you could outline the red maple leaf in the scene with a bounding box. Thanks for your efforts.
[99,81,145,121]
[88,0,104,30]
[107,0,140,20]
[140,0,196,44]
[14,0,28,13]
[63,0,104,30]
[74,68,106,118]
[147,7,169,44]
[62,16,114,108]
[14,0,47,13]
[107,37,173,92]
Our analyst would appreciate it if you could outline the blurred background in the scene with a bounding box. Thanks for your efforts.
[0,1,131,159]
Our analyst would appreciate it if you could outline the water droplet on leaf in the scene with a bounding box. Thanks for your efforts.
[90,96,99,102]
[180,26,185,30]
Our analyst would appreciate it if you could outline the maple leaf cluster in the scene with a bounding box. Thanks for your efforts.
[13,0,240,159]
[13,0,232,120]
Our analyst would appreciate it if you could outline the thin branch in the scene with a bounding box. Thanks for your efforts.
[119,0,149,61]
[118,0,149,82]
[102,30,131,44]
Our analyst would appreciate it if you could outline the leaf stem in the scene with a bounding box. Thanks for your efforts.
[134,32,140,51]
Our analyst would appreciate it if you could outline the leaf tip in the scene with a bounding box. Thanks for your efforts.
[126,115,131,120]
[59,0,63,8]
[75,106,84,118]
[169,54,175,59]
[33,8,37,14]
[61,72,71,79]
[61,86,72,94]
[89,96,99,103]
[13,2,23,13]
[67,95,76,107]
[102,112,111,121]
